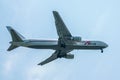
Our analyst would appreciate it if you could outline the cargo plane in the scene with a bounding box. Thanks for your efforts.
[6,11,108,65]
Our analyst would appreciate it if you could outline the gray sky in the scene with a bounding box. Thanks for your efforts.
[0,0,120,80]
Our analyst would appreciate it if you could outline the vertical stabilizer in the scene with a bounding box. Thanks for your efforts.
[6,26,25,42]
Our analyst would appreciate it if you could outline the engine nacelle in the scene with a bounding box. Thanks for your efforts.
[64,53,74,59]
[71,36,82,42]
[64,36,82,42]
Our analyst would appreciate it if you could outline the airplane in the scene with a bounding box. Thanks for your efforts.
[6,11,108,65]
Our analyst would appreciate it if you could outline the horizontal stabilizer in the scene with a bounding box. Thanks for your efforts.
[7,44,18,51]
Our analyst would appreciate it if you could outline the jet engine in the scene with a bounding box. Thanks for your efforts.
[71,36,82,42]
[65,36,82,42]
[64,53,74,59]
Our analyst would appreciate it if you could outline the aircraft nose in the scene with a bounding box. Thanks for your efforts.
[104,43,108,48]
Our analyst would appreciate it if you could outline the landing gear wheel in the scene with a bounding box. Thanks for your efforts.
[61,44,66,48]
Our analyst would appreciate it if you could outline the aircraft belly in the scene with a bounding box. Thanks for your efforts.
[25,41,102,50]
[27,45,58,49]
[71,45,101,49]
[26,42,58,49]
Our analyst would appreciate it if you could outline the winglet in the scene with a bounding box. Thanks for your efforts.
[53,11,61,22]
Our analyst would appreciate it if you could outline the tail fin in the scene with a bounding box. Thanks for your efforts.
[6,26,25,51]
[6,26,25,42]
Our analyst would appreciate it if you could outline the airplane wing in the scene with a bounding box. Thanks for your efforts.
[53,11,72,38]
[38,51,58,65]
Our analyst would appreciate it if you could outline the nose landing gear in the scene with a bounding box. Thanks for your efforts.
[101,49,103,53]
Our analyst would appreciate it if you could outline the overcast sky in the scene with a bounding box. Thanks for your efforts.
[0,0,120,80]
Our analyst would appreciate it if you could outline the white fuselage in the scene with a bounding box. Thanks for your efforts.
[11,39,108,50]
